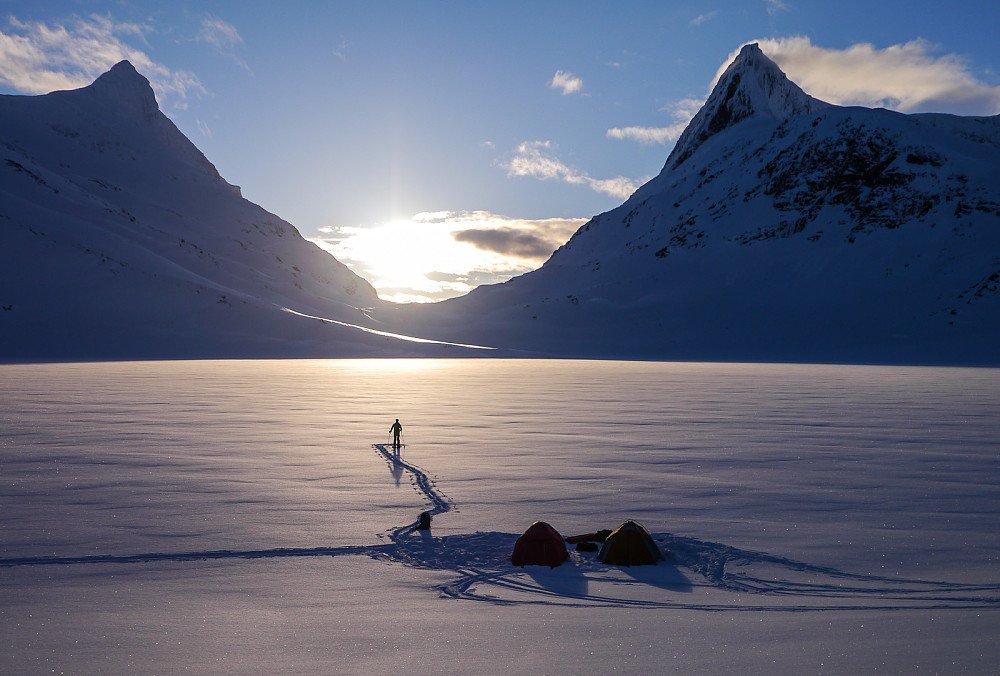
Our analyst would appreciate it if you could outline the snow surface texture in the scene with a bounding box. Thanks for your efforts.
[0,63,489,360]
[3,360,999,673]
[388,44,1000,364]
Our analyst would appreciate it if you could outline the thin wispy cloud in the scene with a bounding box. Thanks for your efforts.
[332,38,349,61]
[196,15,250,72]
[0,14,203,102]
[197,17,243,51]
[313,211,587,303]
[725,36,1000,115]
[501,141,642,199]
[550,69,583,95]
[765,0,790,15]
[691,11,719,26]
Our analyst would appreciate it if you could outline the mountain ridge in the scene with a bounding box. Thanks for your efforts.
[2,50,997,364]
[383,45,1000,364]
[1,60,491,360]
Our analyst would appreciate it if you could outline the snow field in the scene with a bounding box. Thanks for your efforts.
[2,359,999,673]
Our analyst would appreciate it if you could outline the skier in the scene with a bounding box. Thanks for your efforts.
[389,419,403,449]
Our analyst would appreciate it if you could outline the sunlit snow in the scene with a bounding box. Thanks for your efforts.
[3,360,998,673]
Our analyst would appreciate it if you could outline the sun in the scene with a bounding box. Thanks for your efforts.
[313,213,575,303]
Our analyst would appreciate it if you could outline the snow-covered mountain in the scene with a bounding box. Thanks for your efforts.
[0,62,486,360]
[388,44,1000,364]
[4,49,998,364]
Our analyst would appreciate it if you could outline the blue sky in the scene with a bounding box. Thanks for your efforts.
[2,1,999,300]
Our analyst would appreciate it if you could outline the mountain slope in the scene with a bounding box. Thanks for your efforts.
[0,62,486,360]
[387,44,1000,364]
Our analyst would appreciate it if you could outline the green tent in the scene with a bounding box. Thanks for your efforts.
[597,521,664,566]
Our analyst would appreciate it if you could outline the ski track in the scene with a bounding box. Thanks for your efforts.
[3,444,998,612]
[372,442,453,539]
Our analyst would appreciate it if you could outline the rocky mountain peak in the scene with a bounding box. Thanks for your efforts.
[665,43,829,169]
[79,60,160,121]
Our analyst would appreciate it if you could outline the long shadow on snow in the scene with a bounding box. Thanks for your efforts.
[526,561,590,599]
[371,441,1000,610]
[373,531,1000,611]
[0,545,386,568]
[5,444,997,613]
[373,443,454,538]
[4,532,996,612]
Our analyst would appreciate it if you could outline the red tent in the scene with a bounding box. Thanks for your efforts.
[511,521,568,568]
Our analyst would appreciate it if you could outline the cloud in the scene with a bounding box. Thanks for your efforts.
[607,98,703,146]
[0,15,203,102]
[690,11,719,26]
[452,228,553,259]
[332,38,349,61]
[501,141,643,199]
[607,125,681,145]
[723,36,1000,115]
[311,211,587,303]
[765,0,790,15]
[550,69,583,95]
[196,15,249,72]
[415,211,583,261]
[197,16,243,51]
[452,218,583,260]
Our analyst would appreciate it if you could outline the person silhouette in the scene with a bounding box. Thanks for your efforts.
[390,419,403,450]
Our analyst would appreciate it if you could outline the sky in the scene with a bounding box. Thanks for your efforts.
[2,1,999,301]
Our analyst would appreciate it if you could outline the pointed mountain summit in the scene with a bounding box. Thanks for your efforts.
[666,43,829,168]
[14,59,230,189]
[80,60,159,120]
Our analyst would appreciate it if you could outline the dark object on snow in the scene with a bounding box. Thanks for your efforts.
[417,511,431,530]
[566,529,613,544]
[389,419,403,449]
[511,521,568,568]
[597,521,664,566]
[575,541,599,552]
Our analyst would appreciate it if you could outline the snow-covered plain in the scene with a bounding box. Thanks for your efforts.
[2,359,999,674]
